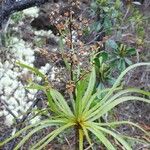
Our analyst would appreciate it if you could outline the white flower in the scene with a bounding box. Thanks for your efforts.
[8,105,15,110]
[50,68,56,80]
[8,97,18,107]
[25,56,35,63]
[3,110,9,116]
[27,93,35,99]
[9,63,14,69]
[29,89,37,95]
[15,105,23,112]
[6,69,18,79]
[39,68,46,74]
[34,31,41,36]
[47,30,52,35]
[30,116,41,124]
[12,66,18,72]
[12,26,19,31]
[3,61,10,69]
[27,101,33,108]
[0,71,3,78]
[11,37,19,43]
[52,48,57,52]
[11,80,19,89]
[45,63,51,70]
[19,99,27,107]
[0,33,38,126]
[11,71,18,79]
[9,97,18,107]
[0,90,3,95]
[14,88,25,100]
[22,68,29,74]
[132,2,141,5]
[5,114,14,126]
[12,110,19,116]
[0,62,3,67]
[4,87,13,96]
[23,47,34,56]
[13,91,20,100]
[23,7,39,18]
[36,76,42,82]
[11,128,17,136]
[1,95,7,101]
[51,73,55,80]
[1,76,13,87]
[34,30,52,36]
[0,111,4,117]
[18,21,24,26]
[40,63,51,74]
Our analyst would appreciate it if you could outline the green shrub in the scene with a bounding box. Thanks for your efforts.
[0,62,150,150]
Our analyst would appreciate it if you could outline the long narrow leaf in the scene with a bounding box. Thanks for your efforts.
[0,124,35,146]
[102,88,150,105]
[89,96,150,121]
[35,123,75,150]
[45,89,59,113]
[87,126,116,150]
[86,88,150,119]
[50,89,74,117]
[97,63,150,106]
[14,122,60,150]
[82,126,94,150]
[75,72,90,117]
[94,125,132,150]
[16,61,45,79]
[80,67,96,115]
[121,135,149,144]
[83,88,112,113]
[93,121,149,135]
[0,119,66,147]
[82,86,122,119]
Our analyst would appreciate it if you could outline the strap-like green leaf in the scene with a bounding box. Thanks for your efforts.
[86,88,150,119]
[82,126,94,150]
[81,67,96,114]
[45,89,59,113]
[0,124,35,146]
[83,86,122,119]
[89,96,150,121]
[98,63,150,106]
[75,73,89,116]
[34,122,75,150]
[14,123,59,150]
[0,119,66,147]
[83,88,111,113]
[83,87,122,118]
[121,135,149,144]
[93,121,149,136]
[95,125,132,150]
[50,89,74,117]
[16,61,45,79]
[87,126,116,150]
[26,82,45,91]
[104,88,150,105]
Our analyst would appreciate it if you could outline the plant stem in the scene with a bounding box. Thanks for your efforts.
[75,126,79,150]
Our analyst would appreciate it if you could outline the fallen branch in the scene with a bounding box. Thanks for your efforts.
[0,0,50,29]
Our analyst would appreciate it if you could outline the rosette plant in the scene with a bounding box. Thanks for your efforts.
[110,43,136,72]
[93,51,115,90]
[0,62,150,150]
